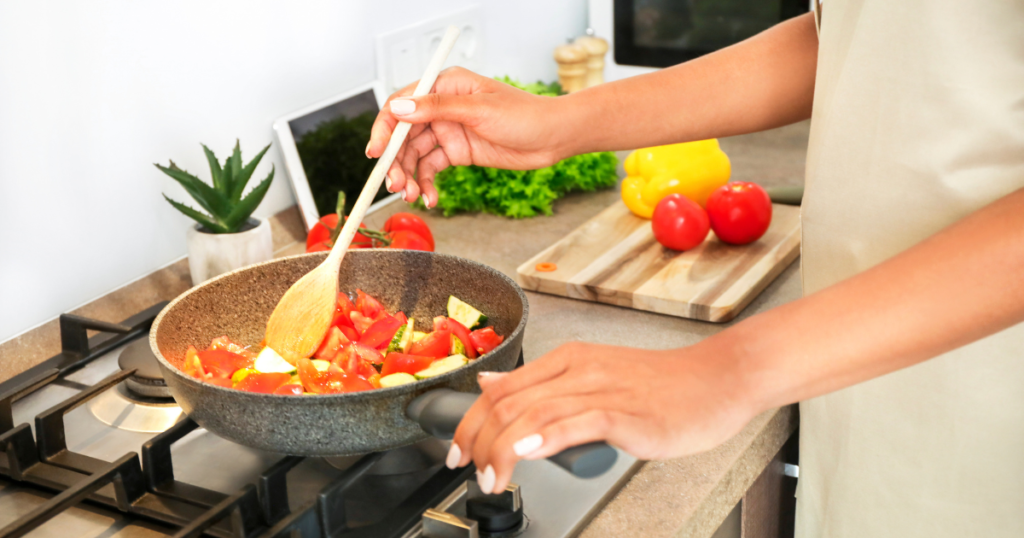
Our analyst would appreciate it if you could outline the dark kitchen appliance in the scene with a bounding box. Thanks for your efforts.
[614,0,808,67]
[0,302,639,537]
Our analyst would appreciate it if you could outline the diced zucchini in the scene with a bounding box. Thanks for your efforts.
[415,354,468,379]
[379,372,417,388]
[231,368,256,385]
[412,331,429,342]
[387,318,415,354]
[254,347,297,374]
[447,296,487,329]
[311,359,332,372]
[450,334,466,356]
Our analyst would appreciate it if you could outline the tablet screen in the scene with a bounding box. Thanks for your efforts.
[288,89,390,218]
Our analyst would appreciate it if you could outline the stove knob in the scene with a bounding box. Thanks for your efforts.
[465,481,524,534]
[422,508,479,538]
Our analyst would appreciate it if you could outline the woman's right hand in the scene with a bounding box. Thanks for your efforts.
[367,67,570,207]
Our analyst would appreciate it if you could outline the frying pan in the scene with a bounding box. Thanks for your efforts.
[150,250,615,478]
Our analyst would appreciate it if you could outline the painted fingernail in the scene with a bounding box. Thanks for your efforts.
[421,194,430,208]
[477,465,496,494]
[365,141,372,158]
[446,443,462,469]
[391,99,415,116]
[385,175,393,192]
[513,434,544,457]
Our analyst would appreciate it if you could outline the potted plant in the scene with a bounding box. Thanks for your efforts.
[156,141,275,284]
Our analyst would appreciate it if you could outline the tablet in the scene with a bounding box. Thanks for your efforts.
[274,81,396,231]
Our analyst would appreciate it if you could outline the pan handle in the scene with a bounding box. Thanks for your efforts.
[407,389,618,479]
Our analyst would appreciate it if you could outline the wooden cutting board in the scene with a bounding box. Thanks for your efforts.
[516,202,801,322]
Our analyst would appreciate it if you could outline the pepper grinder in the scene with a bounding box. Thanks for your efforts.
[554,41,588,93]
[574,32,609,88]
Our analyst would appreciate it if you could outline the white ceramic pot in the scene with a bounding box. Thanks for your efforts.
[186,218,273,284]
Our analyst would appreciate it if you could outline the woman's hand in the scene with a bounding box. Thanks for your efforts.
[447,341,757,494]
[367,67,569,207]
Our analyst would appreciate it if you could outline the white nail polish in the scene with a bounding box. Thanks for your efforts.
[401,188,407,201]
[513,434,544,457]
[421,194,429,208]
[365,141,371,158]
[446,443,462,469]
[477,465,496,494]
[391,99,416,115]
[385,175,392,191]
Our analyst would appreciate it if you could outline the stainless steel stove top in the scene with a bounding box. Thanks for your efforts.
[0,306,639,538]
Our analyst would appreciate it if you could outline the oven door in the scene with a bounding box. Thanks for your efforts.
[613,0,808,68]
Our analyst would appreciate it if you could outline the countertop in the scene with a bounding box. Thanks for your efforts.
[0,121,810,538]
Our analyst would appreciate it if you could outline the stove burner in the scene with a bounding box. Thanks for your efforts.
[117,337,172,399]
[88,381,184,433]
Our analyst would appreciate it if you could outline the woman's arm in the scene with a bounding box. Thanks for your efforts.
[451,187,1024,494]
[368,13,819,204]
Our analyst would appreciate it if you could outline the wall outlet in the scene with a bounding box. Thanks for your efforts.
[376,5,484,95]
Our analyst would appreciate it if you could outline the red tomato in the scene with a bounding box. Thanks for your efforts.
[394,311,408,325]
[315,326,351,361]
[446,318,477,359]
[349,311,375,336]
[381,353,435,376]
[358,315,403,350]
[234,372,292,394]
[297,359,346,394]
[340,374,374,392]
[355,289,385,318]
[183,346,205,379]
[331,294,357,330]
[197,348,253,379]
[208,336,256,359]
[336,343,384,370]
[705,182,773,245]
[306,215,373,253]
[338,325,360,343]
[383,213,435,251]
[273,383,304,396]
[388,230,432,251]
[651,194,711,251]
[408,330,452,359]
[206,376,234,388]
[366,373,382,389]
[469,327,504,355]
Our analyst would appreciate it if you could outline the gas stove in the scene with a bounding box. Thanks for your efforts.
[0,304,639,538]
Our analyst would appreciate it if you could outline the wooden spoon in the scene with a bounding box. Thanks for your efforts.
[265,26,461,363]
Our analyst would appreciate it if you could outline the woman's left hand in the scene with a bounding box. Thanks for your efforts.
[448,341,758,494]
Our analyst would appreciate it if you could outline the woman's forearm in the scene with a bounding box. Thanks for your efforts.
[709,188,1024,414]
[557,12,819,156]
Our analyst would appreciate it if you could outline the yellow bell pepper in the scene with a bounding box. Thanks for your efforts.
[621,139,731,218]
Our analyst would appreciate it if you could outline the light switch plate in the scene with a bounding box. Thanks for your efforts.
[375,5,484,95]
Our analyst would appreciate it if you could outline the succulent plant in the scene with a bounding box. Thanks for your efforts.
[156,141,274,234]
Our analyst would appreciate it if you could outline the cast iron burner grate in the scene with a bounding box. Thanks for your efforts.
[0,304,514,538]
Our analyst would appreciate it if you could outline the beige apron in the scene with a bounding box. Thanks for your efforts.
[797,1,1024,536]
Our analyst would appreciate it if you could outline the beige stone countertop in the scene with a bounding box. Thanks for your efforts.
[0,121,810,538]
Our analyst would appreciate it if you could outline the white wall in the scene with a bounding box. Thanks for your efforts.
[0,0,588,343]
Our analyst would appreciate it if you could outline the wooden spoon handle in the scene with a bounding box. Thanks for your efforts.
[325,26,461,268]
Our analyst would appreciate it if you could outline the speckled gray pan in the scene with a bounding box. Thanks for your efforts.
[150,250,527,456]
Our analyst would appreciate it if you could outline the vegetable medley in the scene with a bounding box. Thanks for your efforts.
[179,291,503,395]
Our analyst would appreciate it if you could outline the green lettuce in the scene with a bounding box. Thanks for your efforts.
[424,77,618,218]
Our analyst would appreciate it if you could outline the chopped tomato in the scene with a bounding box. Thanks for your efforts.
[340,374,374,392]
[355,289,385,318]
[408,329,452,359]
[394,311,408,325]
[366,373,382,389]
[198,348,253,379]
[469,327,504,355]
[358,315,403,350]
[234,372,292,394]
[350,311,375,335]
[331,293,357,330]
[333,344,380,378]
[206,376,234,388]
[209,336,257,360]
[337,325,360,343]
[381,353,434,376]
[183,346,205,379]
[273,383,304,396]
[315,326,351,361]
[446,318,477,359]
[297,359,345,394]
